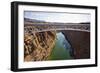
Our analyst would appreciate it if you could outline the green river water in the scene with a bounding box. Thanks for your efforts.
[48,32,73,60]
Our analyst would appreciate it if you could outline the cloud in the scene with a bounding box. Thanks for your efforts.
[24,11,91,23]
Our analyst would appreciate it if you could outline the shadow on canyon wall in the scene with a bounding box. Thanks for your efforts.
[61,30,90,59]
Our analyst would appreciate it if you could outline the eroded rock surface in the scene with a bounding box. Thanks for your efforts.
[24,26,56,61]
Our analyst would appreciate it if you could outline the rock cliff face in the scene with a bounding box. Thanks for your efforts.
[62,30,90,59]
[24,18,90,61]
[24,27,56,61]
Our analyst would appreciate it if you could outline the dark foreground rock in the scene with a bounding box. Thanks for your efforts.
[62,30,90,59]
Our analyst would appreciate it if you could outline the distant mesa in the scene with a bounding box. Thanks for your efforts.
[24,18,46,23]
[24,18,90,25]
[79,22,90,24]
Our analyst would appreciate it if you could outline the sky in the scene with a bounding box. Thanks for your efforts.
[24,11,91,23]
